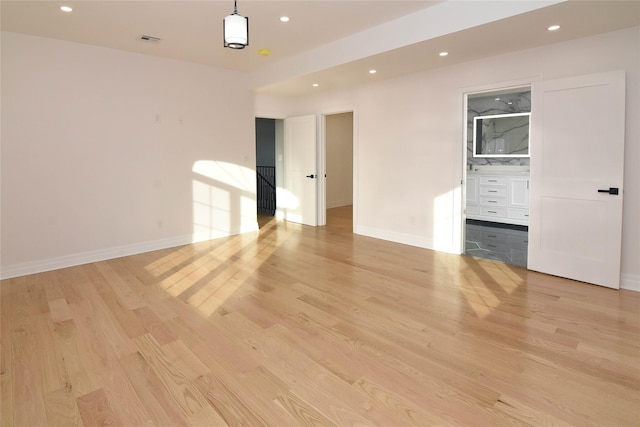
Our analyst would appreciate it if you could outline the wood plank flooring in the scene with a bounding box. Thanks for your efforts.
[1,205,639,426]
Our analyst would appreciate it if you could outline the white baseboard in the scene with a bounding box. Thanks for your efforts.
[6,221,637,294]
[354,225,431,250]
[326,199,353,209]
[620,273,640,292]
[0,222,259,280]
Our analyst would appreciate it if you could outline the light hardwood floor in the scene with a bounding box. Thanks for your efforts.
[1,205,639,426]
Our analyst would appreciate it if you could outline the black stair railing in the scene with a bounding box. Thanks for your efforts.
[256,166,276,215]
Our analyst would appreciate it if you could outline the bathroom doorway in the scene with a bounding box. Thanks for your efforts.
[463,87,531,268]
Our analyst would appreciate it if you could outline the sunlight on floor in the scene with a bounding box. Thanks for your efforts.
[493,262,524,293]
[144,217,285,317]
[460,270,500,318]
[459,259,525,318]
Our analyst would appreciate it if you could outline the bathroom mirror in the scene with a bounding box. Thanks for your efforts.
[473,112,530,157]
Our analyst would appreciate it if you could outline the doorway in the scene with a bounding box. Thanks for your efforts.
[463,87,531,268]
[324,111,354,227]
[462,71,625,289]
[255,117,284,229]
[255,118,277,218]
[256,111,354,229]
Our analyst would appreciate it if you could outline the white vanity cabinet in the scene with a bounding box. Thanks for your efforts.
[466,172,529,226]
[507,177,530,223]
[466,175,479,204]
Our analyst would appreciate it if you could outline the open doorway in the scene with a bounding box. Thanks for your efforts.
[324,112,354,228]
[463,87,531,267]
[255,117,282,228]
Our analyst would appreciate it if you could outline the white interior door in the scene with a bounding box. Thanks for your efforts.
[283,115,317,226]
[529,70,625,289]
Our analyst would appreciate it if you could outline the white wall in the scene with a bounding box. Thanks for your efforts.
[256,27,640,291]
[326,112,353,208]
[1,32,258,278]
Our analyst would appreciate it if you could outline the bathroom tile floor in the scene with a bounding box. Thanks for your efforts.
[464,220,528,268]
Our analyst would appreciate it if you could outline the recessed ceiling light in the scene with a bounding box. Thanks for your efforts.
[312,83,319,87]
[369,69,377,74]
[439,51,448,57]
[495,97,501,101]
[548,25,560,31]
[280,16,290,22]
[60,6,72,12]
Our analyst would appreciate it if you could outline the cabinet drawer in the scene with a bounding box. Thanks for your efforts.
[508,209,530,221]
[481,206,507,217]
[480,176,508,186]
[480,186,507,197]
[480,196,507,207]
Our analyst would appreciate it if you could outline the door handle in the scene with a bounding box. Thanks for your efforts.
[597,187,619,195]
[306,174,315,178]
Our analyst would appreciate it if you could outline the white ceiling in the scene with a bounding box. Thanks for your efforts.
[2,1,639,97]
[0,1,438,71]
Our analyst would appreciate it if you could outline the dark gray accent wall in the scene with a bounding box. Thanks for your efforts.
[256,118,276,167]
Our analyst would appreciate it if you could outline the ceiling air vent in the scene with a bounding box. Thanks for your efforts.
[139,35,162,43]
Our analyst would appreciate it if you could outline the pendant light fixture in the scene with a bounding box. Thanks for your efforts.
[223,0,249,49]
